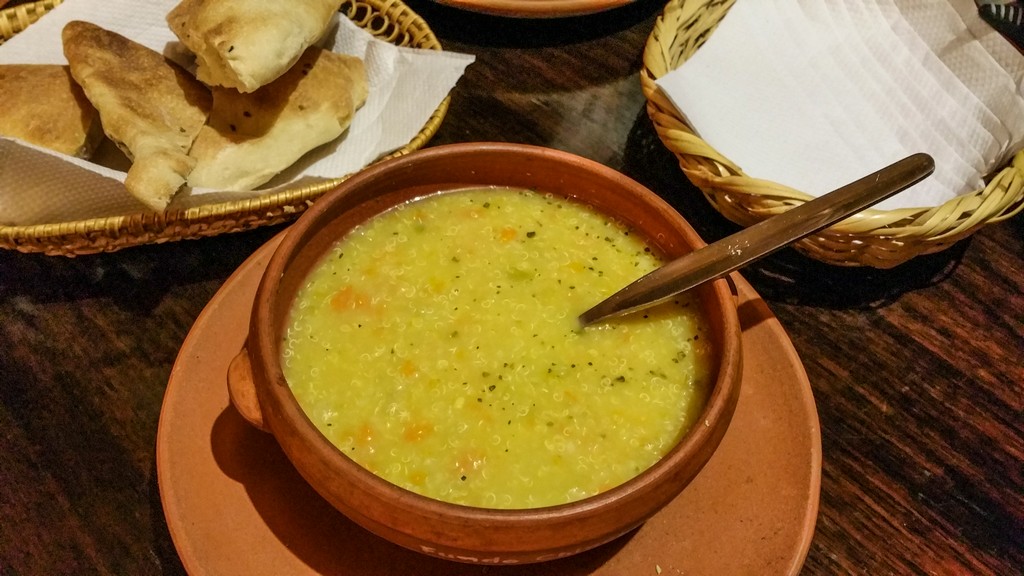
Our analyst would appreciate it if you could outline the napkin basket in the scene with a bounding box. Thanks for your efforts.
[0,0,448,256]
[641,0,1024,268]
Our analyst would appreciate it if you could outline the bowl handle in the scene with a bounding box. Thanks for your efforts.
[227,347,269,432]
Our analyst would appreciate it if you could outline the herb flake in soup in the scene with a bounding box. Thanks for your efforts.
[283,188,712,509]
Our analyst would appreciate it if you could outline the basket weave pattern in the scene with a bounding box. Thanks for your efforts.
[0,0,448,256]
[641,0,1024,267]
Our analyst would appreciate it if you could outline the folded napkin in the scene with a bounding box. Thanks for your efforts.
[656,0,1024,211]
[0,0,475,225]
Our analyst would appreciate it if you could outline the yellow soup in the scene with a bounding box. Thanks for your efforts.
[283,188,712,509]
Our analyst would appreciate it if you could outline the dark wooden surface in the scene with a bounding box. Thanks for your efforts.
[1,0,1022,574]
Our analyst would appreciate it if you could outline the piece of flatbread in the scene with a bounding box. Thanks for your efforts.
[186,46,367,191]
[62,20,212,211]
[0,64,103,158]
[167,0,344,93]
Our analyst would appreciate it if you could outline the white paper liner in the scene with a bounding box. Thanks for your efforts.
[655,0,1024,211]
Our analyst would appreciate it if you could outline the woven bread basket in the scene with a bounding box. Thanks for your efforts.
[641,0,1024,268]
[0,0,448,256]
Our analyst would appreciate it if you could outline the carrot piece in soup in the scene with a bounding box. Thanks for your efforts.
[330,285,369,311]
[403,422,434,442]
[408,469,428,486]
[455,449,487,475]
[400,359,417,377]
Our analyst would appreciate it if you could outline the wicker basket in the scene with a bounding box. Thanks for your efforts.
[641,0,1024,268]
[0,0,449,256]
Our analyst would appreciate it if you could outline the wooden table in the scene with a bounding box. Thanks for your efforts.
[1,0,1021,574]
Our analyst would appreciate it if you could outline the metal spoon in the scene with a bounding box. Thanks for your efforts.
[578,153,935,326]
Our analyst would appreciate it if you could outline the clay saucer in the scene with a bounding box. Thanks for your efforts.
[156,233,821,575]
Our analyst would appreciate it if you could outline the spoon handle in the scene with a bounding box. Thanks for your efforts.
[578,153,935,326]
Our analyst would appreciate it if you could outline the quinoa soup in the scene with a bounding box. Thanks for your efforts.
[282,187,713,509]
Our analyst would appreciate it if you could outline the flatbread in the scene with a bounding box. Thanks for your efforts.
[62,20,212,211]
[167,0,344,93]
[0,64,103,158]
[186,46,367,191]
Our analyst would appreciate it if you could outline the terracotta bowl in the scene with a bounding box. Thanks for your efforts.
[228,142,743,565]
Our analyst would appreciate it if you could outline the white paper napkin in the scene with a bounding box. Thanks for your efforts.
[0,0,475,225]
[655,0,1024,211]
